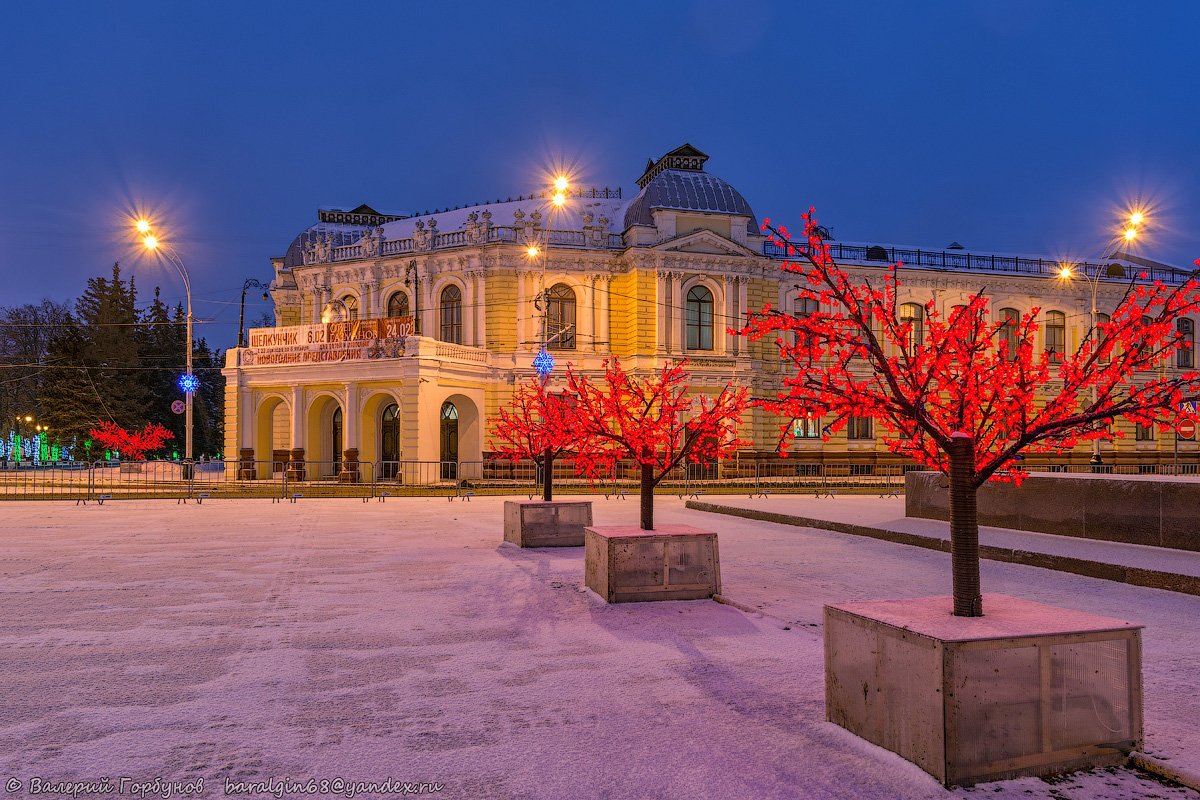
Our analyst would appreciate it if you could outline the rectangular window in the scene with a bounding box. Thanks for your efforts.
[847,415,874,440]
[1135,422,1155,441]
[792,417,822,439]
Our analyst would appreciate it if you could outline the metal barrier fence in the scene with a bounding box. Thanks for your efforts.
[6,458,1193,502]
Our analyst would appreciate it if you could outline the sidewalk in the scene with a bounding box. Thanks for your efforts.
[687,493,1200,594]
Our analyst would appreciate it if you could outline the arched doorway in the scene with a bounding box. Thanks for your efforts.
[381,403,400,478]
[332,407,343,475]
[440,401,458,479]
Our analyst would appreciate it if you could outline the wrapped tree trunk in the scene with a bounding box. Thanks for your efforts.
[947,433,982,616]
[640,461,654,530]
[542,445,553,502]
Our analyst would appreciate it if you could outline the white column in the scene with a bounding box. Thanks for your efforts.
[463,275,475,348]
[290,386,305,449]
[359,283,373,319]
[671,273,683,353]
[311,289,322,324]
[724,277,736,354]
[662,272,672,352]
[343,382,359,454]
[422,278,435,339]
[734,280,744,357]
[515,271,527,351]
[240,388,254,449]
[583,275,596,351]
[599,277,611,353]
[476,272,487,348]
[732,277,742,356]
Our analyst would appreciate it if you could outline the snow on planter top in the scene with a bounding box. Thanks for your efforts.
[826,594,1141,641]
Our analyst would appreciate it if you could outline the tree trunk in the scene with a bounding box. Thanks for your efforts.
[640,461,654,530]
[542,446,553,502]
[947,434,983,616]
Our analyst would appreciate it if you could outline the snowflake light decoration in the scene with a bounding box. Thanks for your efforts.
[533,348,555,378]
[177,373,200,393]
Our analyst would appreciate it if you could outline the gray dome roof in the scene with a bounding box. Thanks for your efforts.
[623,169,757,231]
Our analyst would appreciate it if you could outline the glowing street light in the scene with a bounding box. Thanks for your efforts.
[134,217,195,467]
[1059,204,1151,468]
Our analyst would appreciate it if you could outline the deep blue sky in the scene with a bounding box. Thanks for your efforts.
[3,1,1198,349]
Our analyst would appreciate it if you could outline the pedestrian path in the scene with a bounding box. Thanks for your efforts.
[688,494,1200,594]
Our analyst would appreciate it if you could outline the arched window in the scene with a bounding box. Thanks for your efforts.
[899,303,924,351]
[440,284,462,344]
[387,291,410,318]
[794,295,819,348]
[342,295,359,321]
[998,307,1020,361]
[686,285,714,350]
[1045,310,1066,362]
[546,283,576,350]
[1178,318,1195,368]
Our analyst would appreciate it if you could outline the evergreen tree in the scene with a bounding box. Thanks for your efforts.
[72,262,148,428]
[192,337,226,458]
[36,318,99,459]
[137,289,186,447]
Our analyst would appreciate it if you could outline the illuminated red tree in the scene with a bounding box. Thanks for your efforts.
[742,210,1200,616]
[489,376,604,501]
[88,421,174,461]
[563,359,748,530]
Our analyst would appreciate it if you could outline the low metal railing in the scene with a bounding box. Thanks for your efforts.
[7,457,1193,502]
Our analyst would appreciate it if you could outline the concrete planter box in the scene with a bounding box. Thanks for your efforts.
[584,525,720,603]
[503,500,593,547]
[825,594,1143,787]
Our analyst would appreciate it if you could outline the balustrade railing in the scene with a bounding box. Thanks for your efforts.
[763,241,1194,285]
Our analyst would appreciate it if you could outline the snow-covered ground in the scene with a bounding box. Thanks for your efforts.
[0,497,1195,800]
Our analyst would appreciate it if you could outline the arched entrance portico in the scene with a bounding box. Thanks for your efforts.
[254,395,291,473]
[305,394,344,478]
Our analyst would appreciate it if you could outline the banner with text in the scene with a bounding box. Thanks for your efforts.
[242,317,414,366]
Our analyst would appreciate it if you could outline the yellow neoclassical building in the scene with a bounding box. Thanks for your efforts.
[223,144,1197,477]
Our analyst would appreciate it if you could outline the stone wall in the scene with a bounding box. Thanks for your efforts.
[905,471,1200,551]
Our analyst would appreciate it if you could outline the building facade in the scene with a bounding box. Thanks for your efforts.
[222,144,1198,477]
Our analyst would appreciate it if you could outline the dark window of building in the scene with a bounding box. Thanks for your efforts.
[440,284,462,344]
[1178,318,1194,368]
[546,283,576,350]
[686,285,714,350]
[900,303,925,351]
[342,295,359,321]
[998,307,1020,361]
[1045,311,1066,362]
[387,291,409,318]
[1135,422,1155,441]
[847,415,874,440]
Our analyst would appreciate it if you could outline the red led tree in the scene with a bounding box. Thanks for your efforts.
[742,210,1200,616]
[563,358,748,530]
[88,421,174,461]
[489,376,604,501]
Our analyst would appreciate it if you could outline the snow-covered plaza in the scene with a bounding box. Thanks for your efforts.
[1,496,1197,799]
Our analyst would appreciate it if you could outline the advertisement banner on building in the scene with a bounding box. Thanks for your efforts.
[242,317,414,366]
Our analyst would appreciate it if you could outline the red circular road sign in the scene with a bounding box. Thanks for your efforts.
[1178,419,1196,440]
[171,400,186,415]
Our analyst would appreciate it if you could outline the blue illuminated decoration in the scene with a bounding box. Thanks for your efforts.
[178,373,200,393]
[533,348,555,377]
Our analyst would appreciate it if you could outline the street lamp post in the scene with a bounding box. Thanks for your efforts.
[1058,211,1146,469]
[136,220,195,469]
[239,279,271,348]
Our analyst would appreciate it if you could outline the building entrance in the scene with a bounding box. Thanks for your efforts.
[381,403,400,478]
[440,401,458,479]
